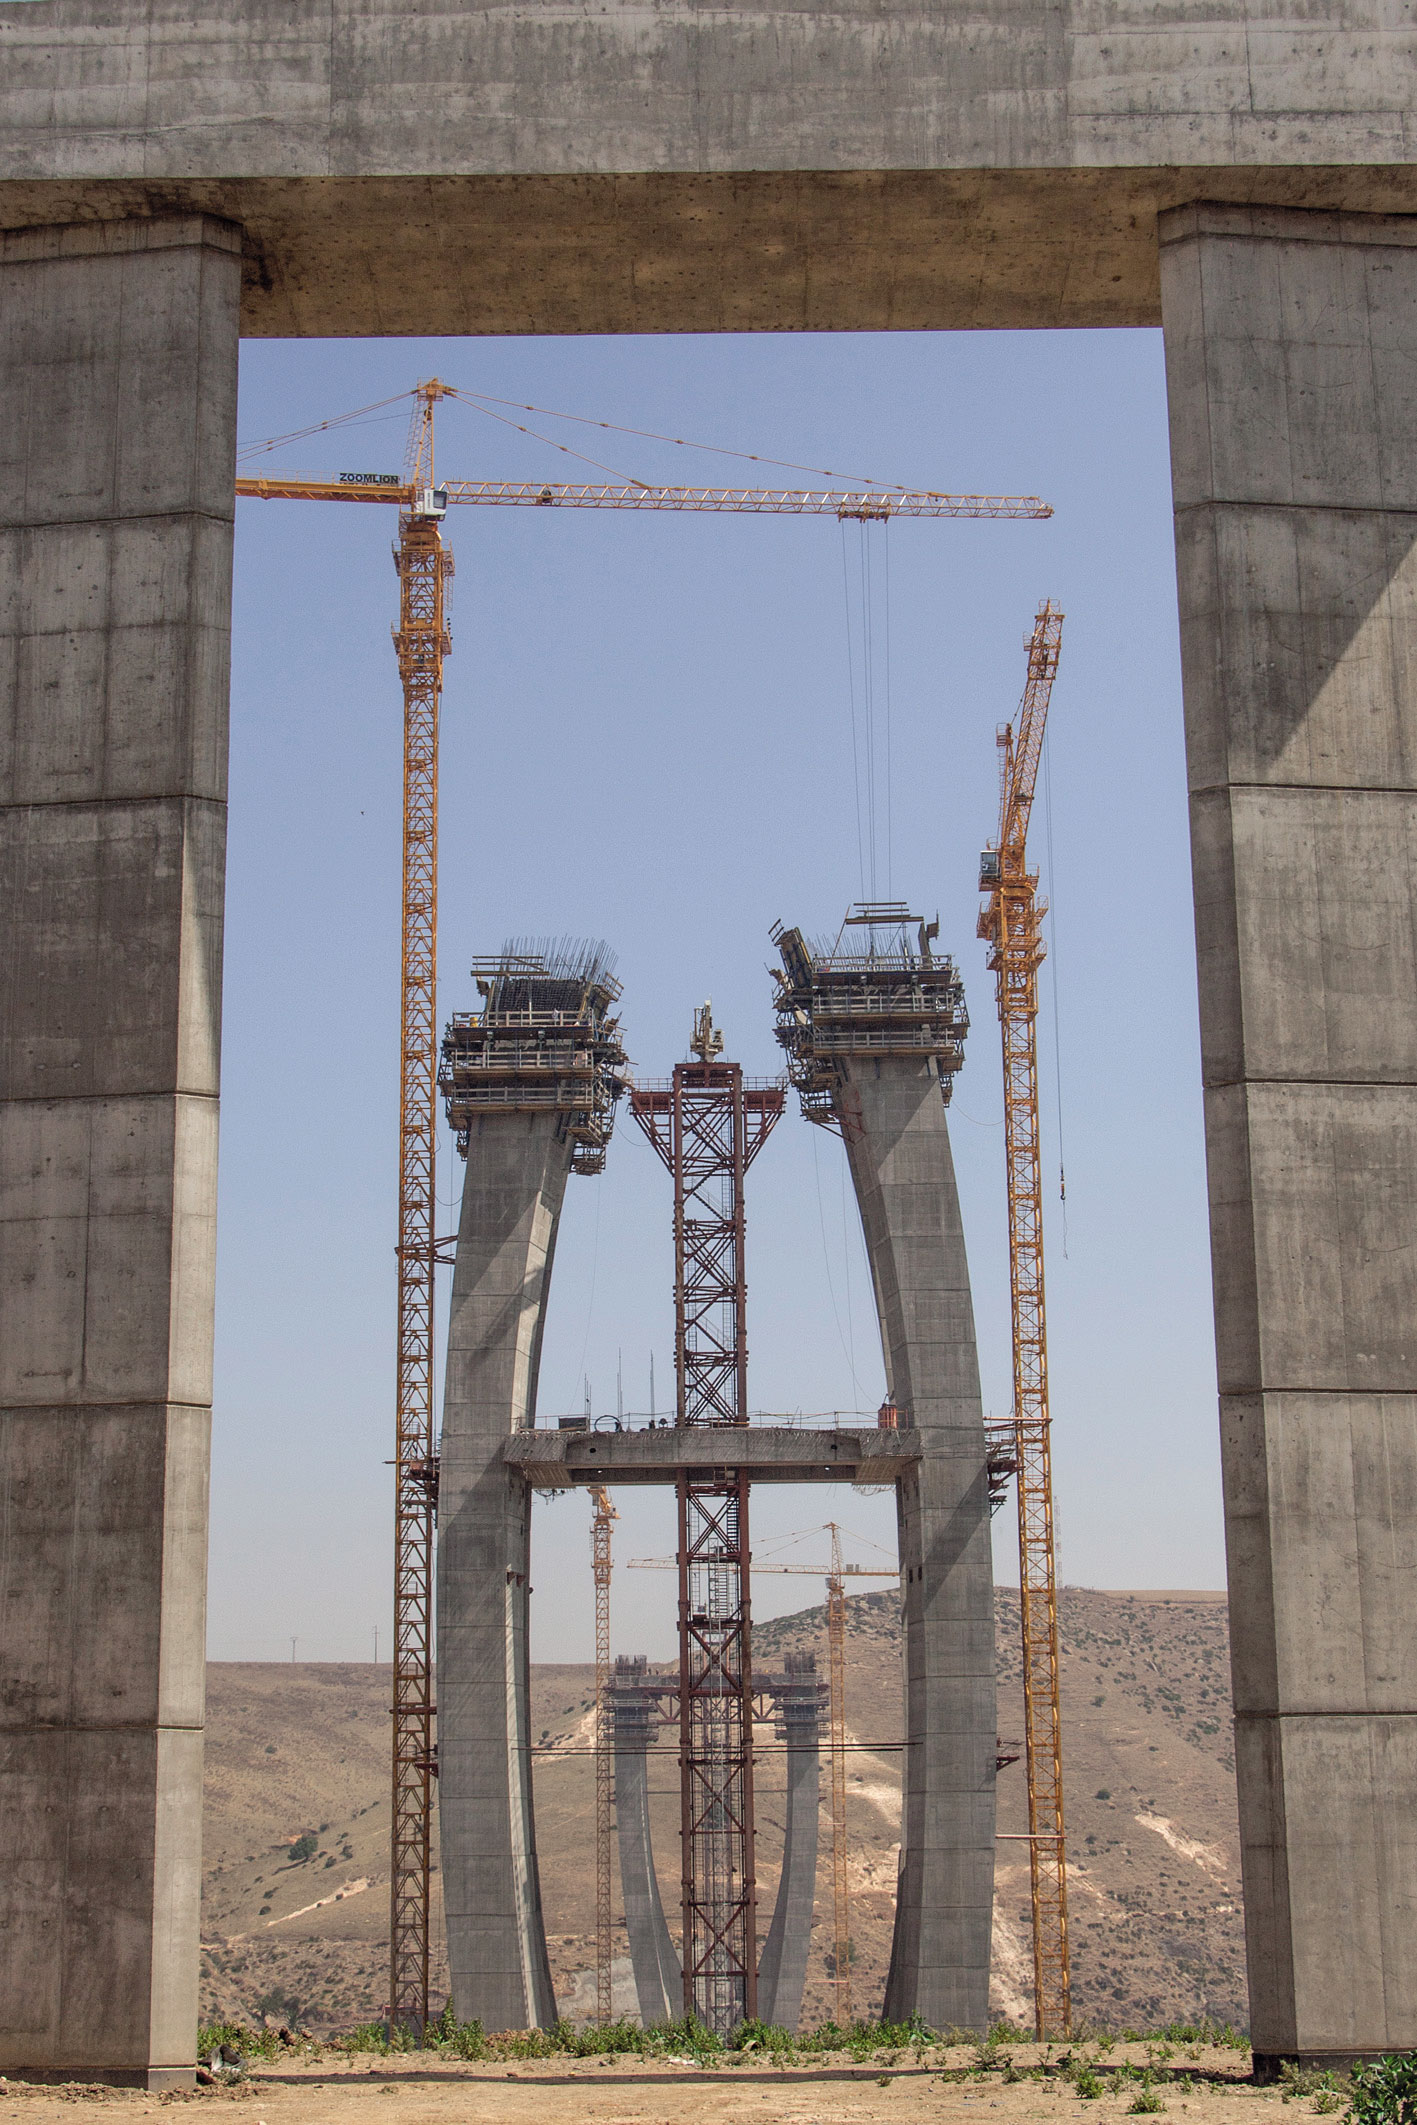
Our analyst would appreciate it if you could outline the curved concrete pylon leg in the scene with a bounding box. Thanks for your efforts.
[438,1113,573,2032]
[841,1059,996,2035]
[612,1701,680,2026]
[757,1698,821,2032]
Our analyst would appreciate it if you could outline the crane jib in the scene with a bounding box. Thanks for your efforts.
[233,474,1051,519]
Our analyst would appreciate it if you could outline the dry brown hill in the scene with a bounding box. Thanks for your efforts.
[201,1588,1244,2037]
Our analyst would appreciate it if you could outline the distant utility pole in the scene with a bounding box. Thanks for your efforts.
[290,1637,298,1664]
[374,1627,380,1664]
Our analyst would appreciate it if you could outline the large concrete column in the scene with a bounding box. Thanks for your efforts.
[610,1665,680,2028]
[438,1114,570,2031]
[842,1062,995,2034]
[757,1658,822,2034]
[0,215,240,2087]
[1160,202,1417,2071]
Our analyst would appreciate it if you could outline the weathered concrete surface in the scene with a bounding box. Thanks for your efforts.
[841,1062,995,2036]
[610,1684,680,2028]
[5,2,1417,333]
[756,1674,821,2036]
[507,1425,918,1490]
[1161,202,1417,2072]
[438,1113,573,2033]
[0,214,239,2087]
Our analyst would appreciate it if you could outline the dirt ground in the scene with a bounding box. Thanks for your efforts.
[0,2046,1325,2125]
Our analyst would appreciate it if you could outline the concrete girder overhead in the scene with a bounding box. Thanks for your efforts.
[0,214,240,2089]
[4,2,1417,335]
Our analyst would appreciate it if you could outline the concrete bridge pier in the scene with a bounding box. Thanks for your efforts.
[437,1113,570,2034]
[0,213,240,2088]
[770,920,994,2034]
[756,1655,823,2035]
[609,1665,680,2028]
[437,947,626,2031]
[1161,202,1417,2071]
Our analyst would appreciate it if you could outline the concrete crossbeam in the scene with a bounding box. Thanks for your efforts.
[0,213,239,2089]
[1161,201,1417,2070]
[504,1426,919,1490]
[5,3,1417,334]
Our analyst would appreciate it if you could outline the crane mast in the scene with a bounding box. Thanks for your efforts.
[388,384,451,2036]
[978,602,1071,2039]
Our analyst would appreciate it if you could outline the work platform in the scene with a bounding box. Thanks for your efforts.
[505,1424,920,1489]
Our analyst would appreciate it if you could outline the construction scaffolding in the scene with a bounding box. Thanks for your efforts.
[630,1008,783,2032]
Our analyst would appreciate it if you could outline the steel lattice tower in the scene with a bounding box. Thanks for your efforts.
[631,1009,782,2032]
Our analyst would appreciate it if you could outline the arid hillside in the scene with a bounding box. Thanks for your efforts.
[201,1588,1244,2036]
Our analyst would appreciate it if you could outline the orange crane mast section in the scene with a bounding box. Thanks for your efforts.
[978,601,1071,2039]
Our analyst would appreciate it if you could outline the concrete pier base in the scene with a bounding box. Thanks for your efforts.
[0,214,240,2087]
[1161,201,1417,2066]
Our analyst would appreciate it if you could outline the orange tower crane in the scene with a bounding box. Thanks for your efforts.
[977,602,1070,2038]
[235,385,1050,2036]
[591,1485,619,2026]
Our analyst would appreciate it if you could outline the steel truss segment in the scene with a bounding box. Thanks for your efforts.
[634,1045,781,2034]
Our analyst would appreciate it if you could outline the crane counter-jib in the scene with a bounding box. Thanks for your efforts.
[233,474,1052,519]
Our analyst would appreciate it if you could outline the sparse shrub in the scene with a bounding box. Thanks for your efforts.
[198,2020,280,2065]
[287,1833,318,1864]
[1342,2055,1417,2125]
[1128,2087,1165,2114]
[1073,2068,1105,2099]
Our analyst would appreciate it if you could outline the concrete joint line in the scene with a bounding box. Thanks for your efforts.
[0,793,229,814]
[0,1089,221,1106]
[1172,499,1417,519]
[1,507,237,532]
[1190,784,1417,799]
[1201,1076,1417,1089]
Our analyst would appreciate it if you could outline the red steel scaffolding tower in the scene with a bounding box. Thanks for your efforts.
[631,1007,783,2032]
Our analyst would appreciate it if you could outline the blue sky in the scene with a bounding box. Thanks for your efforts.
[211,325,1218,1665]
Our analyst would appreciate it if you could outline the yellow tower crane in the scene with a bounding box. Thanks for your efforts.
[977,602,1070,2038]
[235,385,1050,2035]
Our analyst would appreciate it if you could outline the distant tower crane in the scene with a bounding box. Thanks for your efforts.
[977,601,1071,2038]
[235,386,1050,2036]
